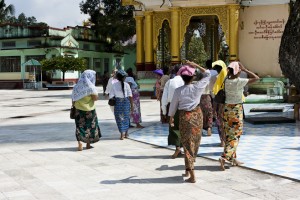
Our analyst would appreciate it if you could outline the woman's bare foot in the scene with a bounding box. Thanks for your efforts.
[219,157,226,171]
[136,123,144,128]
[78,142,83,151]
[125,133,129,138]
[183,170,190,177]
[86,143,93,149]
[184,170,196,183]
[207,128,212,136]
[171,149,181,159]
[232,158,244,166]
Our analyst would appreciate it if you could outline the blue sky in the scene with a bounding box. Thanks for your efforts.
[6,0,89,28]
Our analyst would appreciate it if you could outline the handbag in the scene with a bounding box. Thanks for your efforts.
[214,77,227,104]
[108,97,116,106]
[70,106,77,119]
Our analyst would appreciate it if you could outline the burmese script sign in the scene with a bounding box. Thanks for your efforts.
[248,19,285,40]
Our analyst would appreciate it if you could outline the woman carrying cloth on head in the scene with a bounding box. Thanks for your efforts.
[72,70,101,151]
[219,62,259,170]
[169,61,210,183]
[212,60,228,147]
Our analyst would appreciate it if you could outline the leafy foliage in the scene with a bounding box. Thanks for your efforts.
[279,0,300,90]
[4,12,47,26]
[187,34,208,66]
[41,57,87,81]
[80,0,136,46]
[0,0,15,22]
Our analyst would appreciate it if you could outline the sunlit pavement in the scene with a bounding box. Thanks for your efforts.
[0,88,300,200]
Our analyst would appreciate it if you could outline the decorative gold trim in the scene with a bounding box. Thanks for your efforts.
[180,5,232,48]
[153,11,171,51]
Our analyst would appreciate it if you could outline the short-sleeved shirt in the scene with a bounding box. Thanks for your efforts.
[75,95,96,111]
[225,78,249,104]
[168,70,211,117]
[109,81,132,99]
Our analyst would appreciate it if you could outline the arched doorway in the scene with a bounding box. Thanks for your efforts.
[181,15,228,65]
[156,20,171,69]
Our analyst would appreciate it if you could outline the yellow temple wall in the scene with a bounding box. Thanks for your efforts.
[239,4,289,77]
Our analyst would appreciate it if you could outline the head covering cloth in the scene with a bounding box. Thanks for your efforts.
[228,61,241,75]
[212,60,228,95]
[153,69,163,76]
[177,64,195,76]
[117,69,128,77]
[71,70,98,101]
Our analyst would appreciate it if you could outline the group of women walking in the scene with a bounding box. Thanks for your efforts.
[71,60,259,183]
[165,60,259,183]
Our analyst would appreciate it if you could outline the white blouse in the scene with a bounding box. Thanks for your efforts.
[109,81,132,99]
[225,78,249,104]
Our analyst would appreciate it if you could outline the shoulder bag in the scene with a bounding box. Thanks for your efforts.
[70,105,77,119]
[108,97,116,106]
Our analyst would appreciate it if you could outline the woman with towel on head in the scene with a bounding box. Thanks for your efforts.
[219,62,259,170]
[168,61,210,183]
[71,70,101,151]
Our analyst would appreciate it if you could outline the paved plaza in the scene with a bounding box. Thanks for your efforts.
[0,88,300,200]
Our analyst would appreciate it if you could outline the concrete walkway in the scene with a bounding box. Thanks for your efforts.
[0,88,299,200]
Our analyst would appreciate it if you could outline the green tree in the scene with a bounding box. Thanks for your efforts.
[41,57,87,81]
[80,0,135,50]
[0,0,15,22]
[279,0,300,90]
[187,34,208,66]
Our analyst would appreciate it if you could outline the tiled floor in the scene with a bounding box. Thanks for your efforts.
[129,102,300,181]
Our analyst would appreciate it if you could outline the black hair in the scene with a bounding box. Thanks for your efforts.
[172,64,182,74]
[213,65,223,74]
[228,67,234,76]
[116,73,125,95]
[205,60,213,69]
[162,66,169,75]
[181,75,193,84]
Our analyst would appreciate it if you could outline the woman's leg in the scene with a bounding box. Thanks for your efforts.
[171,146,181,159]
[77,141,82,151]
[220,104,244,169]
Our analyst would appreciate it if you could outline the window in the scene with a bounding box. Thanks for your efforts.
[104,58,109,72]
[0,56,21,72]
[2,41,16,48]
[95,44,102,52]
[83,44,90,50]
[28,40,41,47]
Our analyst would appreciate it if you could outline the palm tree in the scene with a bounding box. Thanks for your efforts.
[0,0,15,23]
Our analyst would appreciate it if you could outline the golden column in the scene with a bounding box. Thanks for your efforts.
[144,11,155,71]
[135,15,145,71]
[170,7,181,64]
[228,5,240,61]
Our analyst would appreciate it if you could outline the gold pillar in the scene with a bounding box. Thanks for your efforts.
[135,15,145,71]
[228,5,240,61]
[170,7,181,64]
[144,11,155,71]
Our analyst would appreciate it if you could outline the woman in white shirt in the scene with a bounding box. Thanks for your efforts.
[109,70,133,140]
[219,62,259,170]
[169,61,210,183]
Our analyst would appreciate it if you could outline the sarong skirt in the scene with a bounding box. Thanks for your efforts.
[114,97,130,133]
[221,104,243,162]
[75,109,101,144]
[200,94,213,130]
[130,89,142,124]
[179,106,203,170]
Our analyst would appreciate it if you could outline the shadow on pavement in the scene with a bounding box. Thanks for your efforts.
[112,154,171,159]
[156,164,225,172]
[100,175,183,184]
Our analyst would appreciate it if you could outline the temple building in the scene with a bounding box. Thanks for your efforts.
[0,24,126,89]
[122,0,290,94]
